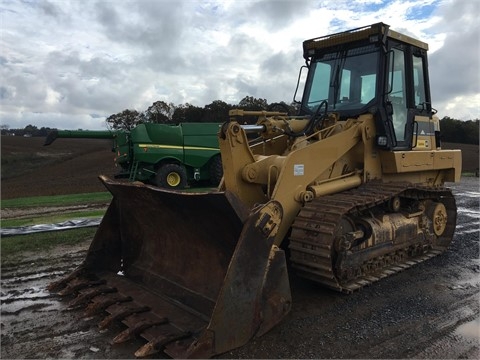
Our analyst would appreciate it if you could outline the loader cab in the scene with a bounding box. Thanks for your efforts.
[300,23,433,151]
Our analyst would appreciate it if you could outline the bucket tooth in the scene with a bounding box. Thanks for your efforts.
[99,303,150,329]
[68,286,117,308]
[47,267,86,291]
[134,331,192,358]
[112,316,169,344]
[85,294,132,316]
[58,278,105,296]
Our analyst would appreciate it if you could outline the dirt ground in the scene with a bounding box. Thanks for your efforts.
[1,177,479,359]
[1,135,117,199]
[0,135,479,199]
[1,135,479,359]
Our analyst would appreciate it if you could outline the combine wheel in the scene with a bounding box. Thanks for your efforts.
[209,155,223,185]
[154,163,187,189]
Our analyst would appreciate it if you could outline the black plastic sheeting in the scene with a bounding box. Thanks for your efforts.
[1,218,102,237]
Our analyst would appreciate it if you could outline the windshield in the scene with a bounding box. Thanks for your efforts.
[302,44,379,114]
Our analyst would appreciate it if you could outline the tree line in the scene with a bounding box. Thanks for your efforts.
[104,96,293,130]
[1,96,478,145]
[0,96,290,136]
[437,117,479,145]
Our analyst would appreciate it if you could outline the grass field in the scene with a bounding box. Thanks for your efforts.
[2,209,106,228]
[1,192,105,261]
[1,227,96,265]
[1,192,111,227]
[1,192,111,209]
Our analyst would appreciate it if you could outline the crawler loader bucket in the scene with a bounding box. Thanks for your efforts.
[49,176,291,358]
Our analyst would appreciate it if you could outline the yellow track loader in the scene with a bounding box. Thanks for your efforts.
[49,23,461,358]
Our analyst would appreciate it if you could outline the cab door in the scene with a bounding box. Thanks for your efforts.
[386,43,433,150]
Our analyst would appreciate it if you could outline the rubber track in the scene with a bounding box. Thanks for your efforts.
[288,181,456,293]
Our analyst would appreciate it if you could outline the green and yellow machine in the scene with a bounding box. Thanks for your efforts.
[45,122,223,188]
[50,23,461,358]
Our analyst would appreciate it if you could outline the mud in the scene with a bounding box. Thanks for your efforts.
[1,243,146,359]
[1,177,479,359]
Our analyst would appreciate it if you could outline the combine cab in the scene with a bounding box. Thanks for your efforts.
[49,23,461,358]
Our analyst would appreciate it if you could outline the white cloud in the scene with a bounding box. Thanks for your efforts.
[1,0,478,130]
[427,0,480,120]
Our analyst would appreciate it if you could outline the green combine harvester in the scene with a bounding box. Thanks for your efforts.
[45,122,223,189]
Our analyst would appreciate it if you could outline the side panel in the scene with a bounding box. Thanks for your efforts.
[380,149,462,182]
[130,124,184,165]
[142,123,184,145]
[412,115,438,151]
[182,123,221,169]
[128,123,221,168]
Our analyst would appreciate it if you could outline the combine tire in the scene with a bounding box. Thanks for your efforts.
[209,155,223,185]
[155,163,187,189]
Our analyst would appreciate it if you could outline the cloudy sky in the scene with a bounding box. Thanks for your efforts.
[1,0,479,130]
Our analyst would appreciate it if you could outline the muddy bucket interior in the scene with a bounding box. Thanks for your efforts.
[50,176,291,358]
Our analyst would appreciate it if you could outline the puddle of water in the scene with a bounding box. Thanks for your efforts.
[456,190,480,198]
[458,228,480,235]
[455,318,480,341]
[1,271,66,283]
[1,298,61,314]
[0,286,50,302]
[457,207,480,216]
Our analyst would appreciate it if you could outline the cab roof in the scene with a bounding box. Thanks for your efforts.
[303,22,429,59]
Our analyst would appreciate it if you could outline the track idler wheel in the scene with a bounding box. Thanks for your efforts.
[427,202,448,236]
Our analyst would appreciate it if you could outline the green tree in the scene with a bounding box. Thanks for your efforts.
[24,124,38,135]
[202,100,231,122]
[238,96,268,111]
[172,103,204,123]
[106,109,142,130]
[463,120,479,145]
[439,117,457,142]
[36,127,52,137]
[440,117,479,144]
[0,124,9,135]
[267,101,298,115]
[144,101,176,123]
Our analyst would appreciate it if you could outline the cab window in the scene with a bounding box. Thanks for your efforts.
[388,47,407,142]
